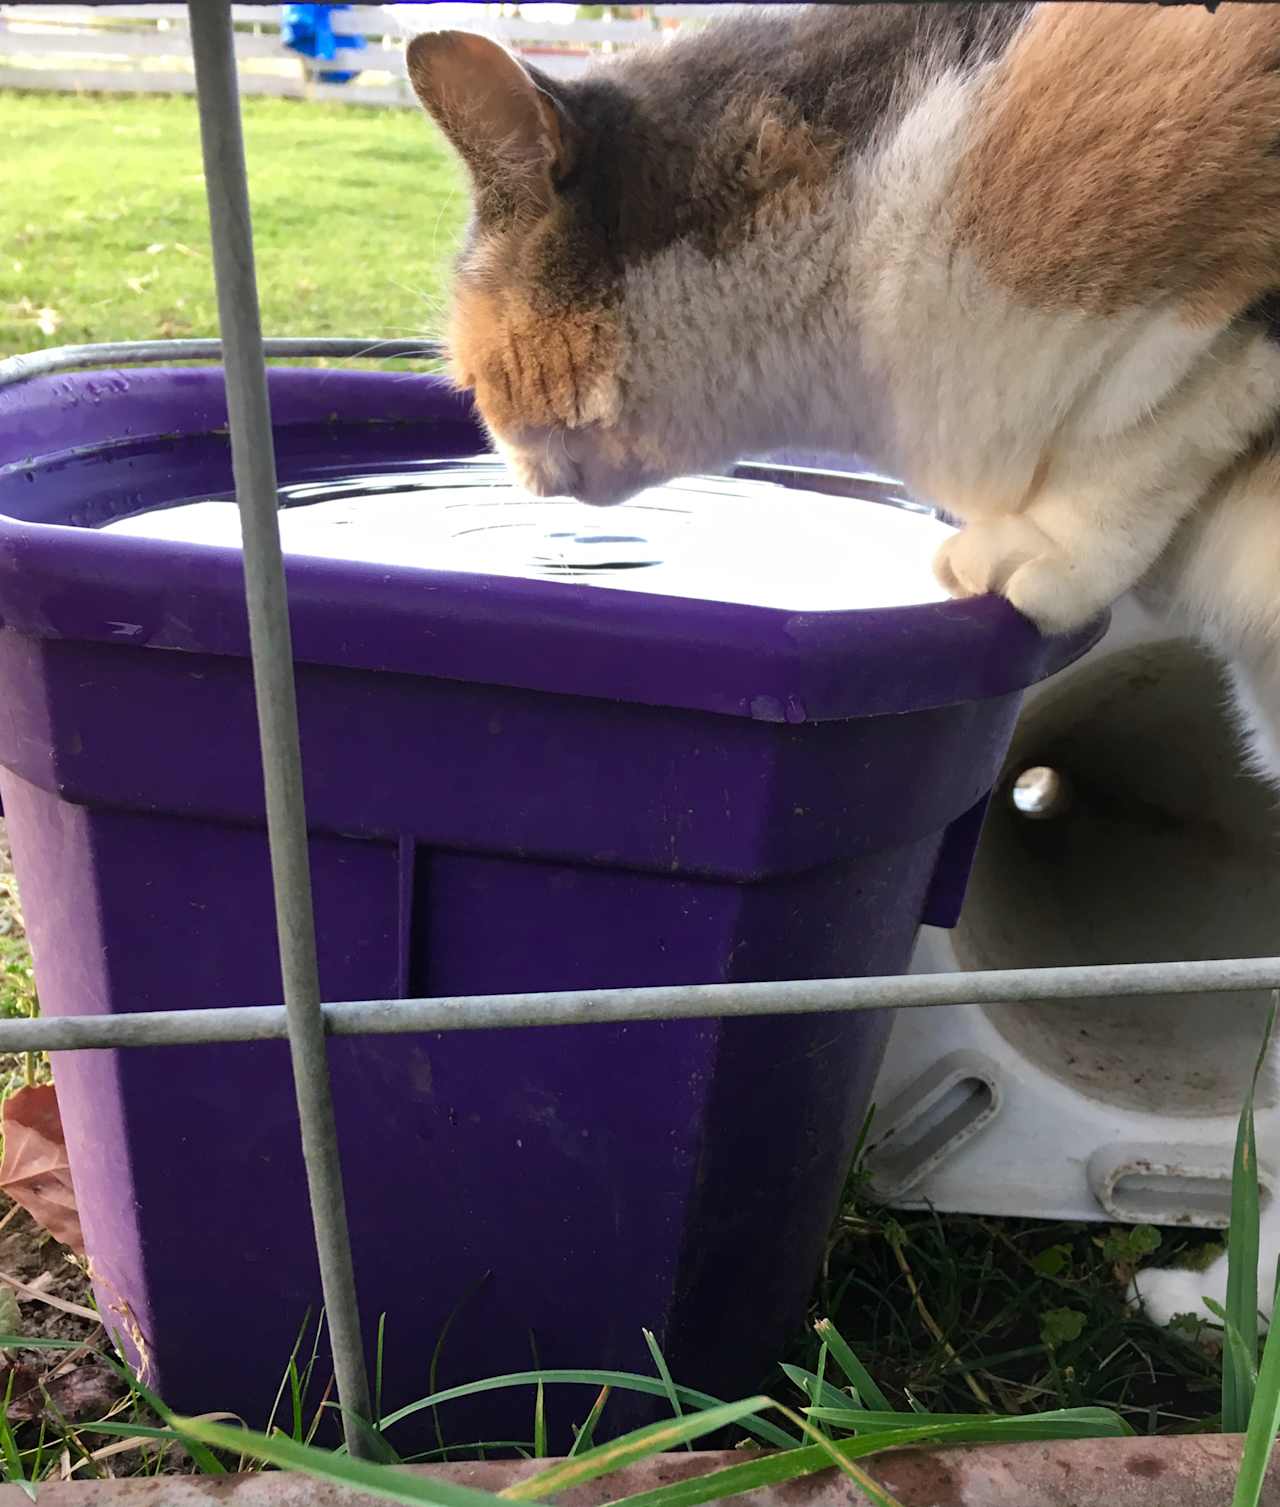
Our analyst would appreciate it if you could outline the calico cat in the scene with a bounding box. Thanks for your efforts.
[406,4,1280,1330]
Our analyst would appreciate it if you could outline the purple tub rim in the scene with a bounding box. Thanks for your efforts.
[0,364,1106,723]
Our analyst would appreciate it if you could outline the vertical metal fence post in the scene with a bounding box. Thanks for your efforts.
[187,1,374,1454]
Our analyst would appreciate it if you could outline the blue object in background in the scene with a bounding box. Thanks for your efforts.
[281,4,368,85]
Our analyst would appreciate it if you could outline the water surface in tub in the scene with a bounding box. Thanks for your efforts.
[100,456,955,613]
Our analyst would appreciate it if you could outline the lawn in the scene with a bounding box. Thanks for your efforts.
[0,84,466,1096]
[0,89,467,358]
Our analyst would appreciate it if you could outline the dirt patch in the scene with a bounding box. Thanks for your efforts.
[0,1198,121,1424]
[1,1201,96,1346]
[0,813,117,1423]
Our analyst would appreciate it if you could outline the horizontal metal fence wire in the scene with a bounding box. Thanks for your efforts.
[0,0,1268,1465]
[0,337,445,387]
[3,956,1280,1057]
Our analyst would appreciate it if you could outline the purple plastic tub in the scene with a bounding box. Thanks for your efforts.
[0,366,1100,1444]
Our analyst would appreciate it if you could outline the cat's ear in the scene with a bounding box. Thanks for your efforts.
[406,31,576,212]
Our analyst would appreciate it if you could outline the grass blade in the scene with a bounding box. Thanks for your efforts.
[771,1401,904,1507]
[1234,1292,1280,1506]
[348,1412,403,1467]
[428,1274,492,1464]
[601,1440,830,1507]
[174,1416,511,1507]
[814,1344,830,1411]
[802,1405,1131,1440]
[0,1334,86,1351]
[302,1321,331,1447]
[643,1328,688,1447]
[533,1382,547,1460]
[377,1370,798,1450]
[777,1363,849,1414]
[401,1442,537,1465]
[265,1308,315,1444]
[71,1421,190,1444]
[0,1368,36,1501]
[96,1354,227,1475]
[602,1408,1129,1507]
[1207,1297,1260,1418]
[813,1319,892,1411]
[288,1357,305,1444]
[500,1397,774,1502]
[1225,999,1275,1431]
[376,1312,388,1425]
[569,1387,611,1458]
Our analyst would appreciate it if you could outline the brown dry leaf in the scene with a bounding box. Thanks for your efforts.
[42,1360,103,1415]
[3,1353,119,1424]
[0,1084,84,1255]
[42,1358,119,1421]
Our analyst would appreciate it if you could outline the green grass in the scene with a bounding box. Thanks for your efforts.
[5,1121,1270,1503]
[0,1323,1131,1507]
[1226,1000,1278,1506]
[0,85,465,1107]
[0,90,467,359]
[805,1190,1224,1431]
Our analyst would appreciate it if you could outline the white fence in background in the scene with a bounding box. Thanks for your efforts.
[0,4,736,103]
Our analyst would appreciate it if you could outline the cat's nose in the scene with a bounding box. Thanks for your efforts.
[573,460,656,509]
[493,433,581,499]
[526,454,582,499]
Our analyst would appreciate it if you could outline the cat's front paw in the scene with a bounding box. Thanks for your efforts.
[1130,1265,1222,1332]
[933,518,1102,635]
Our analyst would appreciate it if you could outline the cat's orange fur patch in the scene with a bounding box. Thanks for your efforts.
[448,278,622,437]
[955,4,1280,322]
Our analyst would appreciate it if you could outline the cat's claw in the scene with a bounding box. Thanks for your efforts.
[933,517,1103,635]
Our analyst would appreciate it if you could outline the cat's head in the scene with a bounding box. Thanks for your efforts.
[406,28,839,505]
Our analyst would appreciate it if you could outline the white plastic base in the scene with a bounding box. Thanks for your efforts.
[867,978,1278,1226]
[866,597,1280,1229]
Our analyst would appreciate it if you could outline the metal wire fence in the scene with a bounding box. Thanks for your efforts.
[0,0,1273,1462]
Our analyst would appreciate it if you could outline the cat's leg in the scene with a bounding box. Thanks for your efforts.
[934,479,1186,635]
[1225,656,1280,787]
[1142,440,1280,785]
[933,329,1280,635]
[1202,496,1280,786]
[1136,1036,1280,1331]
[1135,1214,1280,1333]
[1132,1248,1230,1332]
